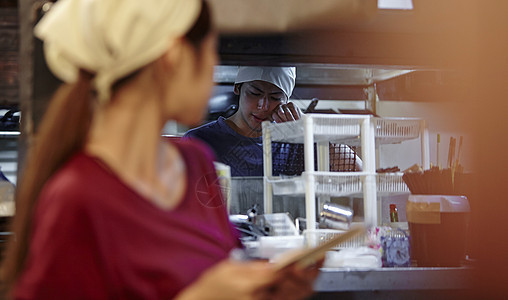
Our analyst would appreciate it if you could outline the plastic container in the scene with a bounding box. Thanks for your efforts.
[381,228,411,267]
[258,235,305,260]
[319,202,353,230]
[268,173,409,197]
[268,173,362,196]
[259,213,298,236]
[376,173,409,195]
[304,229,366,249]
[406,194,470,267]
[263,114,366,144]
[374,117,421,144]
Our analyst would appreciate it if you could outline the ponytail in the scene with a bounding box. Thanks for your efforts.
[0,70,95,293]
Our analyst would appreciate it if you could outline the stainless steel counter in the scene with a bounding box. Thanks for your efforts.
[314,266,473,292]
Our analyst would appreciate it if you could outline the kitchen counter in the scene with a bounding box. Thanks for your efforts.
[311,266,474,299]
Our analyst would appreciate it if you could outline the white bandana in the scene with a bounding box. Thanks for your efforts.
[34,0,201,103]
[234,66,296,98]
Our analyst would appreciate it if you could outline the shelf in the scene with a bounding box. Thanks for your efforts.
[304,228,367,250]
[263,114,364,144]
[262,114,421,146]
[263,113,429,228]
[214,65,414,86]
[374,117,421,145]
[376,173,410,196]
[267,172,409,197]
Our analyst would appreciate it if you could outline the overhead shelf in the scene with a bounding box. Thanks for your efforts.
[214,65,414,86]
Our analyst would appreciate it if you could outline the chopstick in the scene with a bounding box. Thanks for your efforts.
[402,135,466,195]
[437,134,441,169]
[451,137,456,168]
[451,136,464,190]
[447,137,456,169]
[454,136,463,169]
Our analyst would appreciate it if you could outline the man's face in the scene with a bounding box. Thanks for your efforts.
[234,80,287,134]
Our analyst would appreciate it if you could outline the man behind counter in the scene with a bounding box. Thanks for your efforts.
[184,66,305,176]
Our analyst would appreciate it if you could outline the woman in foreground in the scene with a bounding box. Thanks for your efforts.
[0,0,320,299]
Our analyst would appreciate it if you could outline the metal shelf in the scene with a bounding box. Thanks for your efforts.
[314,267,473,292]
[214,65,414,86]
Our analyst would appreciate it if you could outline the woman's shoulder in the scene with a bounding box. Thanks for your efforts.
[32,155,92,222]
[38,153,116,209]
[45,153,98,187]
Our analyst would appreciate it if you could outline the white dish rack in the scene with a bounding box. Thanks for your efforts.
[262,114,429,230]
[267,172,409,197]
[304,229,367,249]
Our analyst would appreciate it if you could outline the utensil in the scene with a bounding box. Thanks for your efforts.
[319,202,353,230]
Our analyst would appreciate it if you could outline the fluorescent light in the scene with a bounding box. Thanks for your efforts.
[0,131,20,136]
[378,0,413,10]
[161,134,180,137]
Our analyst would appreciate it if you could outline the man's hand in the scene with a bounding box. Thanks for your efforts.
[271,102,302,123]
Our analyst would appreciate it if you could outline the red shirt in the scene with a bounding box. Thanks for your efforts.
[14,139,240,299]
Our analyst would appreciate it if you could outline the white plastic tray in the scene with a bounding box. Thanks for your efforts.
[261,213,299,236]
[376,172,410,195]
[262,114,421,146]
[267,172,409,197]
[263,114,367,144]
[374,117,421,145]
[304,229,367,249]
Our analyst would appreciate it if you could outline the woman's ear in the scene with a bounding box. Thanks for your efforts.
[159,38,188,73]
[233,83,241,95]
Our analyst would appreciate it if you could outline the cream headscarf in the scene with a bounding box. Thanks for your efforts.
[34,0,202,103]
[234,66,296,98]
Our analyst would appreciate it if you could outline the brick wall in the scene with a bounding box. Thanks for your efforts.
[0,2,18,107]
[0,2,18,183]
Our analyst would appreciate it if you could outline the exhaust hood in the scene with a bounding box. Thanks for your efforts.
[207,0,378,34]
[210,0,474,102]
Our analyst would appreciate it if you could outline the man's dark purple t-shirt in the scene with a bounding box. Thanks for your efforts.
[184,117,304,177]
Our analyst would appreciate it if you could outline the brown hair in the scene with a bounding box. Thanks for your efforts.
[185,1,212,49]
[0,0,211,294]
[0,70,95,291]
